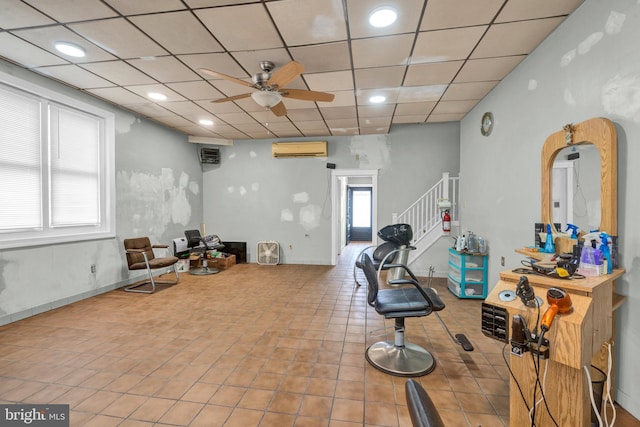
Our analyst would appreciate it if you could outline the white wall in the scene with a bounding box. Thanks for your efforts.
[202,122,460,270]
[0,60,204,325]
[459,0,640,416]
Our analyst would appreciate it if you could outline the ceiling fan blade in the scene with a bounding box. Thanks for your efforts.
[267,61,304,88]
[270,101,287,117]
[199,68,253,88]
[211,93,252,103]
[282,88,335,102]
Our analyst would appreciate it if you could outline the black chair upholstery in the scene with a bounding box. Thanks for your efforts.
[362,253,445,376]
[405,380,445,427]
[184,229,225,275]
[353,241,399,287]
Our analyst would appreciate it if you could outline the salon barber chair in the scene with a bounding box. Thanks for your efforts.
[362,252,445,376]
[353,223,415,287]
[184,229,225,275]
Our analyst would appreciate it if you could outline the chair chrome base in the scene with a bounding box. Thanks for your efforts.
[124,267,179,293]
[189,267,219,275]
[366,341,436,377]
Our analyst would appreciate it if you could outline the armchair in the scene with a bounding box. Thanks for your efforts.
[123,237,179,293]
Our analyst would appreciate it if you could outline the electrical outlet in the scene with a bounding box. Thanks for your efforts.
[501,257,505,267]
[90,264,96,274]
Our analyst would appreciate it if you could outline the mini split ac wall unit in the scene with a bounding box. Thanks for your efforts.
[272,141,327,158]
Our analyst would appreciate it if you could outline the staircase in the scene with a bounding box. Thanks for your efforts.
[392,172,459,264]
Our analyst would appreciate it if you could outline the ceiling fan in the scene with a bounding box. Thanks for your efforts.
[199,61,335,117]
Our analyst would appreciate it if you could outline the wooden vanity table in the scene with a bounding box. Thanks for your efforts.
[483,118,625,426]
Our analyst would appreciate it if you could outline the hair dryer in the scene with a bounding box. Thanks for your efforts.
[540,287,573,332]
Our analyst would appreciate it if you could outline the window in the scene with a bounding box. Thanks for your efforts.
[0,71,115,249]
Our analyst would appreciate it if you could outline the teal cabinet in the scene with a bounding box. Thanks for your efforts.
[447,248,488,299]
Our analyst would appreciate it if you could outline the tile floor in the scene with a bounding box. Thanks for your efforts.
[0,242,637,426]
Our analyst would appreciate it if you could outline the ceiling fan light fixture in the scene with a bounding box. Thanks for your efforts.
[54,41,86,58]
[369,7,397,28]
[251,90,283,108]
[369,95,386,104]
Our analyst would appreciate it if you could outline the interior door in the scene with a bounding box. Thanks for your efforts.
[347,187,372,241]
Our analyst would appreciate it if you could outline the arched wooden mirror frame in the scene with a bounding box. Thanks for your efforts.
[541,117,617,235]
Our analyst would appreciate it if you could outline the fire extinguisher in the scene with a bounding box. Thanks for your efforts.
[442,209,451,233]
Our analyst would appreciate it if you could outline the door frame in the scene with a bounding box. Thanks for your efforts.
[347,185,373,242]
[331,169,378,265]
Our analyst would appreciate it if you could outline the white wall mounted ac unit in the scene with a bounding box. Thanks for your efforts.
[272,141,327,158]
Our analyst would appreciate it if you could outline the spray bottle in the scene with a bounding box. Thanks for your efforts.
[599,232,613,274]
[580,232,603,266]
[543,224,555,253]
[565,224,580,239]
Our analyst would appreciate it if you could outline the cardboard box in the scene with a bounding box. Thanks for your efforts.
[175,259,190,272]
[209,254,236,269]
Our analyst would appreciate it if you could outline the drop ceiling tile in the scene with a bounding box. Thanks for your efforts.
[22,0,117,22]
[157,115,198,128]
[304,71,353,92]
[441,81,498,101]
[392,115,427,123]
[127,56,201,83]
[181,114,224,126]
[34,64,114,88]
[359,116,392,128]
[471,18,566,59]
[161,101,211,116]
[215,112,260,125]
[420,0,504,31]
[286,108,323,121]
[0,0,55,28]
[404,61,464,86]
[454,56,525,83]
[394,102,436,116]
[358,105,395,118]
[80,61,156,86]
[267,0,347,46]
[125,84,186,102]
[179,53,250,79]
[412,26,487,64]
[326,90,356,107]
[360,126,389,135]
[431,100,478,114]
[103,0,186,15]
[397,85,447,103]
[290,42,351,73]
[347,0,424,39]
[294,121,329,133]
[354,66,405,90]
[166,81,224,101]
[121,103,175,118]
[352,34,414,68]
[427,112,466,122]
[259,121,301,135]
[249,110,291,124]
[12,26,116,63]
[194,100,244,114]
[231,49,292,76]
[237,122,269,132]
[69,18,167,59]
[326,118,358,129]
[496,0,584,22]
[195,4,282,51]
[0,33,68,68]
[320,106,357,120]
[284,97,326,110]
[86,87,148,104]
[356,88,399,106]
[129,11,223,55]
[176,126,218,137]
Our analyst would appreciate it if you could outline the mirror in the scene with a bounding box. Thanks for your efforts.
[541,117,617,236]
[552,144,601,232]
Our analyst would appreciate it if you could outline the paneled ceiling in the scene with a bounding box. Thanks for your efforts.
[0,0,584,140]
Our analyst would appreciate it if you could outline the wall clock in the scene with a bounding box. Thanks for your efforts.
[481,112,494,136]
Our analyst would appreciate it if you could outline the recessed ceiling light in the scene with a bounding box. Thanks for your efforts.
[54,41,86,58]
[199,119,214,126]
[147,92,167,101]
[369,95,386,104]
[369,7,397,28]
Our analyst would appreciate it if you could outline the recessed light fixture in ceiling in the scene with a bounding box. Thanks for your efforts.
[369,95,386,104]
[54,41,86,58]
[369,7,397,28]
[199,119,214,126]
[147,92,167,101]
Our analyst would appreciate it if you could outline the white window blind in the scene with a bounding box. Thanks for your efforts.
[0,71,115,249]
[0,86,42,230]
